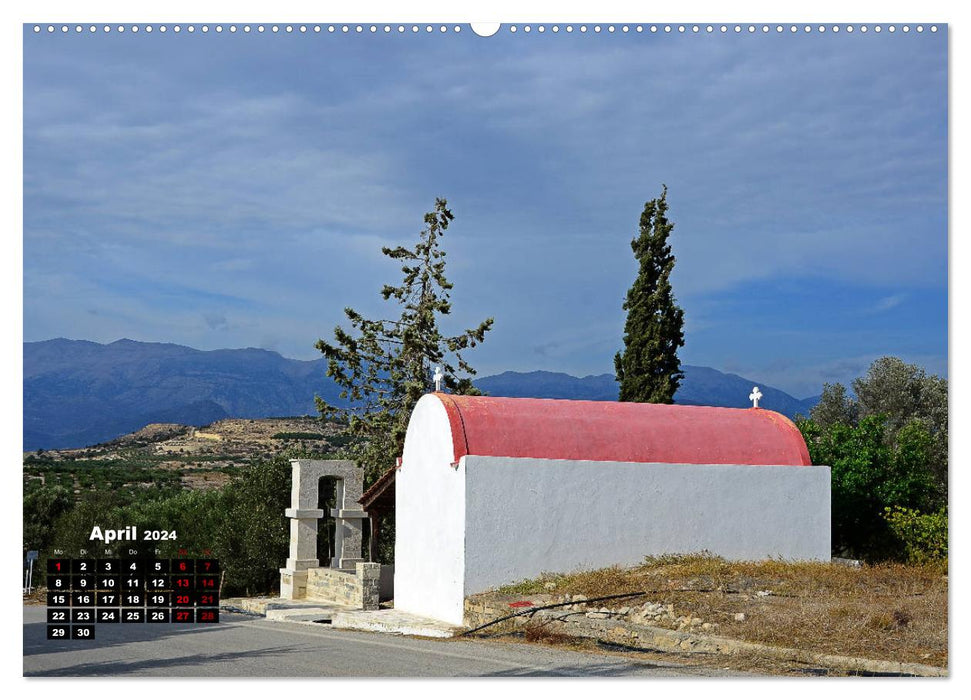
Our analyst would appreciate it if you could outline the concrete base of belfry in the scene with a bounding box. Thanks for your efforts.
[330,609,463,638]
[221,597,461,637]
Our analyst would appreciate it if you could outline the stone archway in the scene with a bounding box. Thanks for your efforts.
[279,459,368,599]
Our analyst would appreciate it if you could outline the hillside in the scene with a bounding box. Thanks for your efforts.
[25,417,347,492]
[24,338,344,450]
[24,338,819,451]
[38,416,344,461]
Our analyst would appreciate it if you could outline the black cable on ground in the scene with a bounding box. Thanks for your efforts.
[460,588,718,636]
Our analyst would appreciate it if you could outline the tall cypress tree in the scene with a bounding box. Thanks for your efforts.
[315,198,494,483]
[614,185,686,403]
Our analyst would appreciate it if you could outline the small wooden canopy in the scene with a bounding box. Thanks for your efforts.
[358,466,396,561]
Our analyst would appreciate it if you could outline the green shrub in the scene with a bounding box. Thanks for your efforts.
[884,506,948,565]
[213,456,292,596]
[23,485,72,553]
[799,415,940,560]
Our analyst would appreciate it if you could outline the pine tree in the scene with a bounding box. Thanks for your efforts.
[614,185,686,403]
[315,198,494,483]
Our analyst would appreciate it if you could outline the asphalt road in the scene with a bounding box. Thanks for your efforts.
[23,606,739,677]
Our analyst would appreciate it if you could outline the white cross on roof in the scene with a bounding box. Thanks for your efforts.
[749,386,763,408]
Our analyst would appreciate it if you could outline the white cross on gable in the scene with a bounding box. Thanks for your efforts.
[749,386,763,408]
[433,366,444,392]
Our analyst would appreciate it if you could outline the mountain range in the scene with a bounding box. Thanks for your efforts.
[23,338,819,451]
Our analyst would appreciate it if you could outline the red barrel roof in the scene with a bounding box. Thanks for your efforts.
[432,393,811,467]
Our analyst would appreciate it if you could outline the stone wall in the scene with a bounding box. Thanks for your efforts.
[306,563,381,610]
[464,593,714,633]
[464,596,515,630]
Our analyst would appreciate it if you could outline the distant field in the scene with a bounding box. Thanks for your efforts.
[23,417,352,495]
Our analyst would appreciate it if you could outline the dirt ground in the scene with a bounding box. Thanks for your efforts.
[486,630,902,677]
[487,554,948,670]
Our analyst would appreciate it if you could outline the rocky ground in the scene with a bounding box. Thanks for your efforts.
[471,555,948,671]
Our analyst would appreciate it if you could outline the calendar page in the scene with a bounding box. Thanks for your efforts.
[20,8,949,682]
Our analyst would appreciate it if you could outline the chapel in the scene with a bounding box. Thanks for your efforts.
[394,393,830,625]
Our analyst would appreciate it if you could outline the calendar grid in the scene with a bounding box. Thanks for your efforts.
[46,558,220,640]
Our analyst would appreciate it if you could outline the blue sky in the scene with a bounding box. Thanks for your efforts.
[22,24,947,398]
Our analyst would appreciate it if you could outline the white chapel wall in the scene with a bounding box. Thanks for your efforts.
[393,395,467,625]
[462,456,831,596]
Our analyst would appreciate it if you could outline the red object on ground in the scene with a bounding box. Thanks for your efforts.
[433,394,811,468]
[508,601,534,608]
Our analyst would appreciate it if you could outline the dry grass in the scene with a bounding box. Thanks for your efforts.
[495,554,948,668]
[521,623,583,648]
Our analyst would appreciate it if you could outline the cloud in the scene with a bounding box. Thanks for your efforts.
[533,341,558,358]
[22,30,946,389]
[204,313,228,330]
[259,336,281,354]
[210,258,255,273]
[437,35,946,296]
[871,294,908,313]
